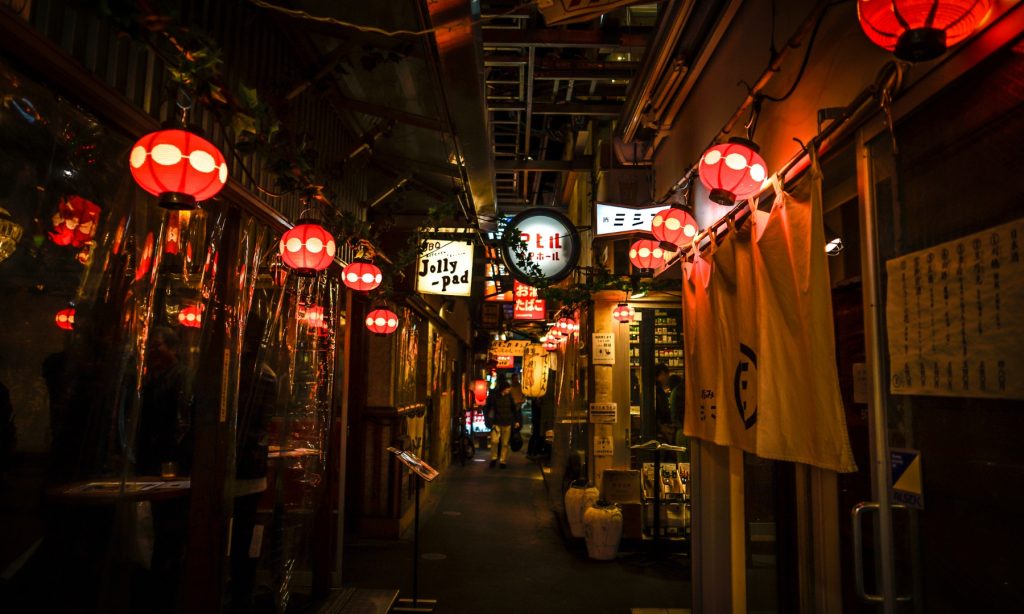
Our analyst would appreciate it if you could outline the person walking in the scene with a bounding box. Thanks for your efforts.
[488,379,521,469]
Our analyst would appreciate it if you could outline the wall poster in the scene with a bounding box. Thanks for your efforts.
[885,218,1024,399]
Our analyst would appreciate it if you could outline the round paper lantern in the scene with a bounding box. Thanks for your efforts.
[651,207,698,251]
[555,317,578,336]
[279,222,336,276]
[302,305,327,330]
[629,239,666,271]
[472,379,489,406]
[178,305,203,328]
[612,303,635,323]
[858,0,991,62]
[55,308,75,330]
[343,258,382,292]
[129,129,227,209]
[544,340,559,351]
[698,138,767,206]
[522,344,549,398]
[365,307,399,335]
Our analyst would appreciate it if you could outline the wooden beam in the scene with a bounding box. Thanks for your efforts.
[483,28,650,48]
[494,157,593,172]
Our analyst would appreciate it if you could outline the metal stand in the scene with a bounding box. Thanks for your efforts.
[392,471,437,612]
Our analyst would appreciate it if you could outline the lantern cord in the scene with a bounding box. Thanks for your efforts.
[759,0,849,103]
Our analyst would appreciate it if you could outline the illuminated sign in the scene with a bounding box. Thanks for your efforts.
[513,281,545,321]
[494,355,515,369]
[594,202,672,237]
[416,238,474,297]
[501,208,579,284]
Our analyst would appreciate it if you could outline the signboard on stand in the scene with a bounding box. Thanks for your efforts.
[416,239,474,296]
[501,208,580,284]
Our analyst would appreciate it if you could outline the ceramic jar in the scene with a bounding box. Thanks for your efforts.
[583,500,623,560]
[564,480,600,538]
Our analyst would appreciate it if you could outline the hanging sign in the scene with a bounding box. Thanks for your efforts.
[594,202,672,237]
[489,339,529,357]
[501,208,580,284]
[494,355,515,369]
[885,218,1024,399]
[592,332,615,365]
[416,238,474,297]
[513,281,546,320]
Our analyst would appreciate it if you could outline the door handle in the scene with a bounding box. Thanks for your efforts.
[851,501,913,604]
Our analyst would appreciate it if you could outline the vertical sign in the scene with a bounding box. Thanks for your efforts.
[513,281,546,320]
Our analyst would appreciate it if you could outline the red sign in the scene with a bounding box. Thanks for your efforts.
[513,281,545,320]
[495,355,515,369]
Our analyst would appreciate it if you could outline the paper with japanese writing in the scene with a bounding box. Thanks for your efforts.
[886,218,1024,399]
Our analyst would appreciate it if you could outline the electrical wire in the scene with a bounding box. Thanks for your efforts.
[760,0,850,103]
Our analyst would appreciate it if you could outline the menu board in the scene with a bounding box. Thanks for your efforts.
[885,218,1024,399]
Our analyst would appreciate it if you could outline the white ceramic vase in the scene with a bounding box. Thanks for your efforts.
[564,481,600,538]
[583,501,623,561]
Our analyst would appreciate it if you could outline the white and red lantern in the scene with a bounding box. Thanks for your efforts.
[472,379,489,406]
[279,222,336,276]
[365,307,399,335]
[55,308,75,330]
[343,258,382,292]
[543,340,559,351]
[301,305,328,332]
[49,195,101,248]
[858,0,992,62]
[128,128,227,209]
[177,305,203,328]
[555,317,578,336]
[698,138,767,206]
[629,239,666,272]
[612,303,635,323]
[651,207,698,251]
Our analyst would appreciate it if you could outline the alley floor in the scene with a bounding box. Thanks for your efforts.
[342,449,691,614]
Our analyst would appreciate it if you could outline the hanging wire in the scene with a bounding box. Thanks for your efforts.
[760,0,850,103]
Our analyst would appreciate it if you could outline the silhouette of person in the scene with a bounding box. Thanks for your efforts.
[136,327,192,476]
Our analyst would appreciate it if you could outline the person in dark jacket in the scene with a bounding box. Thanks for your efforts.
[488,378,521,469]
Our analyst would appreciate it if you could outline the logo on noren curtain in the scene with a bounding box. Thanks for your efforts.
[734,343,758,430]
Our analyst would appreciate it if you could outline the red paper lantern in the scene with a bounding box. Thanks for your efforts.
[365,307,399,335]
[612,303,635,323]
[544,340,559,351]
[279,223,336,276]
[178,305,203,328]
[55,308,75,330]
[472,379,489,406]
[651,207,698,251]
[858,0,992,62]
[556,317,578,335]
[343,258,382,292]
[129,129,227,209]
[49,195,101,248]
[698,138,767,206]
[629,239,666,271]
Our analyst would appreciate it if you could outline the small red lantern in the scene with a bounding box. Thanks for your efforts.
[365,307,399,335]
[544,340,559,351]
[342,258,382,292]
[55,308,75,330]
[178,305,203,328]
[49,195,101,248]
[129,128,227,209]
[612,303,635,323]
[629,239,666,271]
[651,207,698,251]
[472,379,489,406]
[279,222,336,276]
[301,305,328,331]
[555,317,578,335]
[858,0,991,62]
[698,138,767,206]
[546,328,563,341]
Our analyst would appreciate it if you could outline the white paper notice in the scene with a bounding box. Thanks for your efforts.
[589,402,617,423]
[885,218,1024,400]
[592,332,615,365]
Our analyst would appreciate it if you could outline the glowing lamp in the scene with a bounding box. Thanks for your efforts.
[698,138,767,206]
[651,207,698,251]
[55,308,75,330]
[279,222,336,276]
[365,307,399,335]
[612,303,635,323]
[342,258,382,292]
[858,0,991,62]
[544,340,559,351]
[129,129,227,209]
[301,305,327,330]
[472,379,489,406]
[629,239,666,272]
[178,305,203,328]
[556,317,578,335]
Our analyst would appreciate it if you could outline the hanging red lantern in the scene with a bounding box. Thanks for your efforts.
[301,305,328,331]
[651,207,698,251]
[544,340,559,351]
[49,195,101,248]
[858,0,992,62]
[472,379,489,406]
[555,317,578,336]
[177,305,203,328]
[279,222,336,276]
[342,258,382,292]
[128,128,227,210]
[365,307,399,335]
[698,138,767,206]
[546,327,563,341]
[629,239,666,271]
[55,308,75,330]
[612,303,635,323]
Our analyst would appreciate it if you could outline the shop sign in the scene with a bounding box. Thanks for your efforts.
[513,281,545,320]
[416,238,474,297]
[489,339,529,356]
[494,355,515,369]
[501,208,580,284]
[594,202,672,238]
[589,402,617,423]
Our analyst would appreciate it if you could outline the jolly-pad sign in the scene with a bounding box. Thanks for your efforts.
[416,239,474,297]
